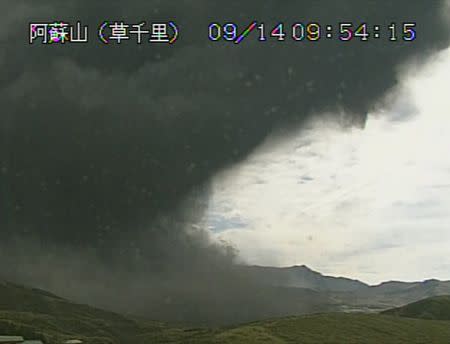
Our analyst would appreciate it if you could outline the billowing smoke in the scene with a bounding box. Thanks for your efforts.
[1,1,449,324]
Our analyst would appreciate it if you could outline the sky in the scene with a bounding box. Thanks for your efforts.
[207,47,450,285]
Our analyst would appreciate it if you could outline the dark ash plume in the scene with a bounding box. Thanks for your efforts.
[0,0,449,324]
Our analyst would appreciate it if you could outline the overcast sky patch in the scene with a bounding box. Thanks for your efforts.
[207,48,450,285]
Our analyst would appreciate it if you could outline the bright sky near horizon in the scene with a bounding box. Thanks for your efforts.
[206,47,450,285]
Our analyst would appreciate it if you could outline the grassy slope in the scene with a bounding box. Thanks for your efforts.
[182,314,450,344]
[0,281,167,344]
[382,295,450,320]
[1,281,449,344]
[3,310,450,344]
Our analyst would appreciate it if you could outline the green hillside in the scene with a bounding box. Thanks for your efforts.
[3,310,450,344]
[0,281,167,344]
[382,295,450,320]
[197,313,450,344]
[1,281,450,344]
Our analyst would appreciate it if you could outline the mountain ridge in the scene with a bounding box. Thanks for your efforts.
[240,264,450,290]
[0,281,449,344]
[238,264,450,314]
[2,265,450,326]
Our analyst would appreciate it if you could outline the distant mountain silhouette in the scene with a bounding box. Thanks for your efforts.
[240,265,450,312]
[239,265,368,292]
[1,267,449,327]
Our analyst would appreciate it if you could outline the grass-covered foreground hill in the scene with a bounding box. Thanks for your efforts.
[382,295,450,320]
[0,280,449,344]
[195,313,450,344]
[0,280,169,344]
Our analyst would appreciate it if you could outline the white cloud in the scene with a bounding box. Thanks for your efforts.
[207,48,450,285]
